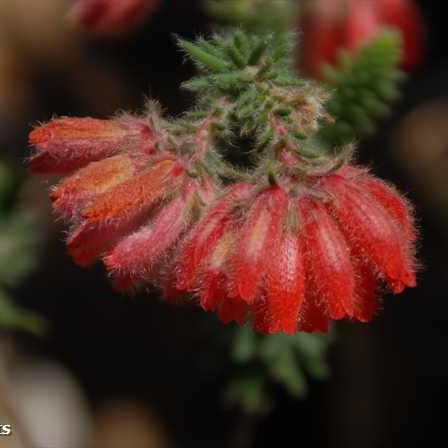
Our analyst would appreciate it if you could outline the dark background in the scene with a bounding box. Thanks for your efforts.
[1,0,448,446]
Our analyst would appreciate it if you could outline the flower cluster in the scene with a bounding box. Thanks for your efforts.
[29,116,416,334]
[300,0,424,78]
[29,113,217,295]
[28,31,418,334]
[176,166,416,334]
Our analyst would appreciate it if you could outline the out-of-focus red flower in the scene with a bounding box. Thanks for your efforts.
[176,165,416,334]
[68,0,160,36]
[299,0,424,78]
[29,115,216,291]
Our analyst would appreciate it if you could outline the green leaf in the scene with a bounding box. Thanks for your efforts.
[226,44,247,69]
[178,39,231,73]
[248,37,270,65]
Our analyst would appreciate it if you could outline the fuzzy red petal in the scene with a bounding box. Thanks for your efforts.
[51,154,136,221]
[176,183,253,291]
[297,291,330,333]
[262,233,305,334]
[67,160,180,266]
[199,270,226,311]
[104,195,189,275]
[218,297,248,325]
[228,187,288,304]
[358,175,416,242]
[351,257,380,322]
[300,197,356,319]
[324,174,416,293]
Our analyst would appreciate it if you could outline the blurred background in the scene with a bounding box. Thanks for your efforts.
[1,0,447,447]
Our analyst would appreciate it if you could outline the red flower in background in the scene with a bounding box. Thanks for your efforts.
[300,0,425,78]
[68,0,161,35]
[176,166,416,334]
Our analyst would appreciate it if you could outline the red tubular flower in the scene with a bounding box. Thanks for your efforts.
[176,165,416,334]
[68,0,160,36]
[29,117,154,174]
[299,0,424,78]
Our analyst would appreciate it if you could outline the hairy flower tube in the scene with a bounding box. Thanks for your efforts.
[299,0,424,78]
[29,31,417,334]
[68,0,160,35]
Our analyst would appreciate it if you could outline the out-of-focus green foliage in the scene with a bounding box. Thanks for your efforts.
[226,326,331,414]
[0,211,37,288]
[320,31,403,147]
[0,290,44,334]
[0,162,45,334]
[207,0,296,33]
